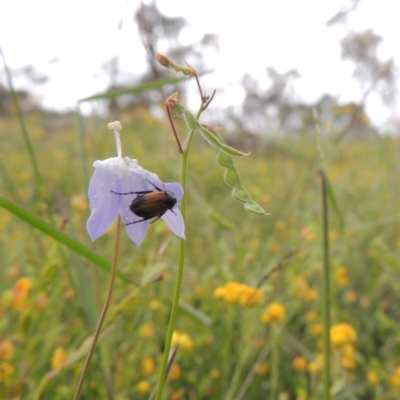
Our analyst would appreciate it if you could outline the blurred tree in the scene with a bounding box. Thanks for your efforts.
[230,67,300,136]
[135,1,188,81]
[130,2,218,107]
[105,1,218,116]
[340,30,396,106]
[328,1,397,140]
[135,2,218,80]
[327,0,362,27]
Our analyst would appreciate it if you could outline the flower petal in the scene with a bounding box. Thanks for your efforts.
[124,218,150,246]
[162,208,185,239]
[87,167,121,241]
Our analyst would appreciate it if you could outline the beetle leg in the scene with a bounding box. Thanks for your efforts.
[110,190,153,195]
[123,215,153,226]
[145,180,162,192]
[149,213,165,224]
[125,212,165,226]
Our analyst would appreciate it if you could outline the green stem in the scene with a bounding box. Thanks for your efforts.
[319,169,331,400]
[73,216,122,400]
[154,130,194,400]
[270,324,279,400]
[154,93,208,400]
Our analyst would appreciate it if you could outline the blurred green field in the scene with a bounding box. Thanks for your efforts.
[0,108,400,400]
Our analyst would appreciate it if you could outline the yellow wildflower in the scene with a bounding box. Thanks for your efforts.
[136,380,151,394]
[388,366,400,387]
[210,368,220,379]
[303,288,318,302]
[340,345,356,371]
[301,227,315,241]
[139,322,154,338]
[0,341,14,359]
[293,275,313,300]
[170,389,184,400]
[12,277,32,310]
[308,354,323,376]
[149,299,162,310]
[71,194,88,212]
[214,286,228,301]
[293,356,308,372]
[141,357,155,377]
[171,331,193,351]
[238,285,263,307]
[0,362,15,383]
[367,371,379,387]
[335,266,349,287]
[169,363,181,380]
[311,323,324,337]
[256,362,268,376]
[214,281,262,307]
[51,347,66,370]
[330,323,357,348]
[261,302,286,324]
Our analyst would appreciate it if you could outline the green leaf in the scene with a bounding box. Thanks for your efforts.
[79,76,186,103]
[79,70,213,103]
[0,197,132,283]
[209,211,236,230]
[178,301,212,325]
[140,262,166,286]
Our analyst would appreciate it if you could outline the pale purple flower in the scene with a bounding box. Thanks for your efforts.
[86,123,185,246]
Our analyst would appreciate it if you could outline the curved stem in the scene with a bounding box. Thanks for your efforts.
[154,130,194,400]
[73,216,122,400]
[155,86,209,400]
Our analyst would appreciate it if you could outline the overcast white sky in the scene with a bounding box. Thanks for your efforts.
[1,0,399,128]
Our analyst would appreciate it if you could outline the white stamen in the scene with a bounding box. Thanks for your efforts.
[108,121,123,158]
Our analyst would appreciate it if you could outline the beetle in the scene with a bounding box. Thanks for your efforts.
[110,180,177,225]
